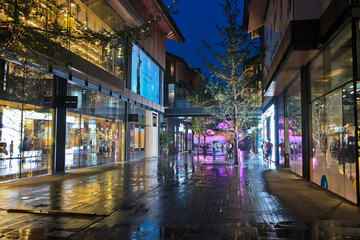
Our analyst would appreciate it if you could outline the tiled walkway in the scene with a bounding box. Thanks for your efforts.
[0,153,359,239]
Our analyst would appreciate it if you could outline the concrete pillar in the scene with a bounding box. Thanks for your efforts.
[54,76,67,173]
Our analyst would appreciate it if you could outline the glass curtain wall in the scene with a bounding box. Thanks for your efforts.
[66,84,125,170]
[1,0,126,79]
[287,75,302,176]
[310,23,356,203]
[0,61,54,181]
[69,0,126,78]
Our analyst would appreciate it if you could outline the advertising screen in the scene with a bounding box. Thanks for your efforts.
[131,45,160,104]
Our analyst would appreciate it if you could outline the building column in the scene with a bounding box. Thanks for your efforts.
[185,124,188,151]
[301,64,311,181]
[54,76,67,173]
[351,19,360,205]
[125,102,131,161]
[168,120,176,154]
[284,93,290,164]
[159,114,164,156]
[274,97,279,165]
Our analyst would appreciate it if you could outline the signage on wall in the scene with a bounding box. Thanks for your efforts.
[152,113,157,127]
[64,96,78,108]
[161,122,168,128]
[128,114,139,122]
[44,96,78,108]
[131,44,160,104]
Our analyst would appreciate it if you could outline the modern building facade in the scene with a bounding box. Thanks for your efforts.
[0,0,184,182]
[163,52,202,154]
[244,0,360,204]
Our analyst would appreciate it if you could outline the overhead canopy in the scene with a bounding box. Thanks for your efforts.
[129,0,185,43]
[243,0,269,33]
[263,20,320,96]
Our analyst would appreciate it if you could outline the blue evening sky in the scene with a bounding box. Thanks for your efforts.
[165,0,245,78]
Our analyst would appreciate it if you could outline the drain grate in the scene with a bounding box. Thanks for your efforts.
[6,208,106,217]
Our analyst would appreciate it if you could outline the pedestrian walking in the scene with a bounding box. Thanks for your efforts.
[212,141,216,156]
[228,142,233,158]
[9,140,13,168]
[265,139,273,161]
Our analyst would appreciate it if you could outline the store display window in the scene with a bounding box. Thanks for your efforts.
[287,75,302,176]
[66,84,125,170]
[310,23,356,203]
[0,61,54,181]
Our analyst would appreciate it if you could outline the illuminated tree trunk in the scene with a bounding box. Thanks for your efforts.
[203,133,207,154]
[197,131,201,156]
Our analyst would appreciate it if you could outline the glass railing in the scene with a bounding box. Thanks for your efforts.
[167,100,193,109]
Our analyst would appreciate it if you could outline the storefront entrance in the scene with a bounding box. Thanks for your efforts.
[130,124,146,160]
[65,112,125,170]
[261,104,275,162]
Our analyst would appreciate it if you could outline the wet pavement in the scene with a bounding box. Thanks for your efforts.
[0,152,360,239]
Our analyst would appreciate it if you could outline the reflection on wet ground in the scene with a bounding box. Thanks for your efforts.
[0,153,359,239]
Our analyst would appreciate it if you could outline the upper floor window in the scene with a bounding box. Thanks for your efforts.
[170,63,175,77]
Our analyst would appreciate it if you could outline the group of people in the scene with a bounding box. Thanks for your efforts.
[211,141,234,158]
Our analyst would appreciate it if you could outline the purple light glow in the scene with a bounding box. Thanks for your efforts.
[288,134,302,145]
[216,120,234,131]
[205,119,216,124]
[194,135,228,146]
[207,129,215,136]
[312,157,318,170]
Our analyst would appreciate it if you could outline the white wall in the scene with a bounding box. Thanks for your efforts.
[146,111,159,157]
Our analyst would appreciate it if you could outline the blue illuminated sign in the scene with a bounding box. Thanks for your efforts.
[131,45,160,104]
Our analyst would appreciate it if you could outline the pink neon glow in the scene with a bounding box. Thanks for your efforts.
[216,121,234,131]
[194,135,228,146]
[312,157,318,170]
[205,119,216,124]
[207,129,215,136]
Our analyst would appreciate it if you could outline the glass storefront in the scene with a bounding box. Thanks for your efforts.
[66,84,125,170]
[288,75,302,176]
[261,104,275,162]
[310,23,356,203]
[178,123,186,152]
[130,105,147,160]
[0,61,54,181]
[278,94,285,165]
[187,128,193,152]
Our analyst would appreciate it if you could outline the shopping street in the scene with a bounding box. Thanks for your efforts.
[0,152,359,239]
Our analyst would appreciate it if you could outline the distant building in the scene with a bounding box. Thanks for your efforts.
[163,52,202,154]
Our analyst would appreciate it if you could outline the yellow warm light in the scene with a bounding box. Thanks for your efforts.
[27,21,40,28]
[329,69,344,77]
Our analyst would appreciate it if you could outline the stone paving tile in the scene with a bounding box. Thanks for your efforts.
[0,153,359,239]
